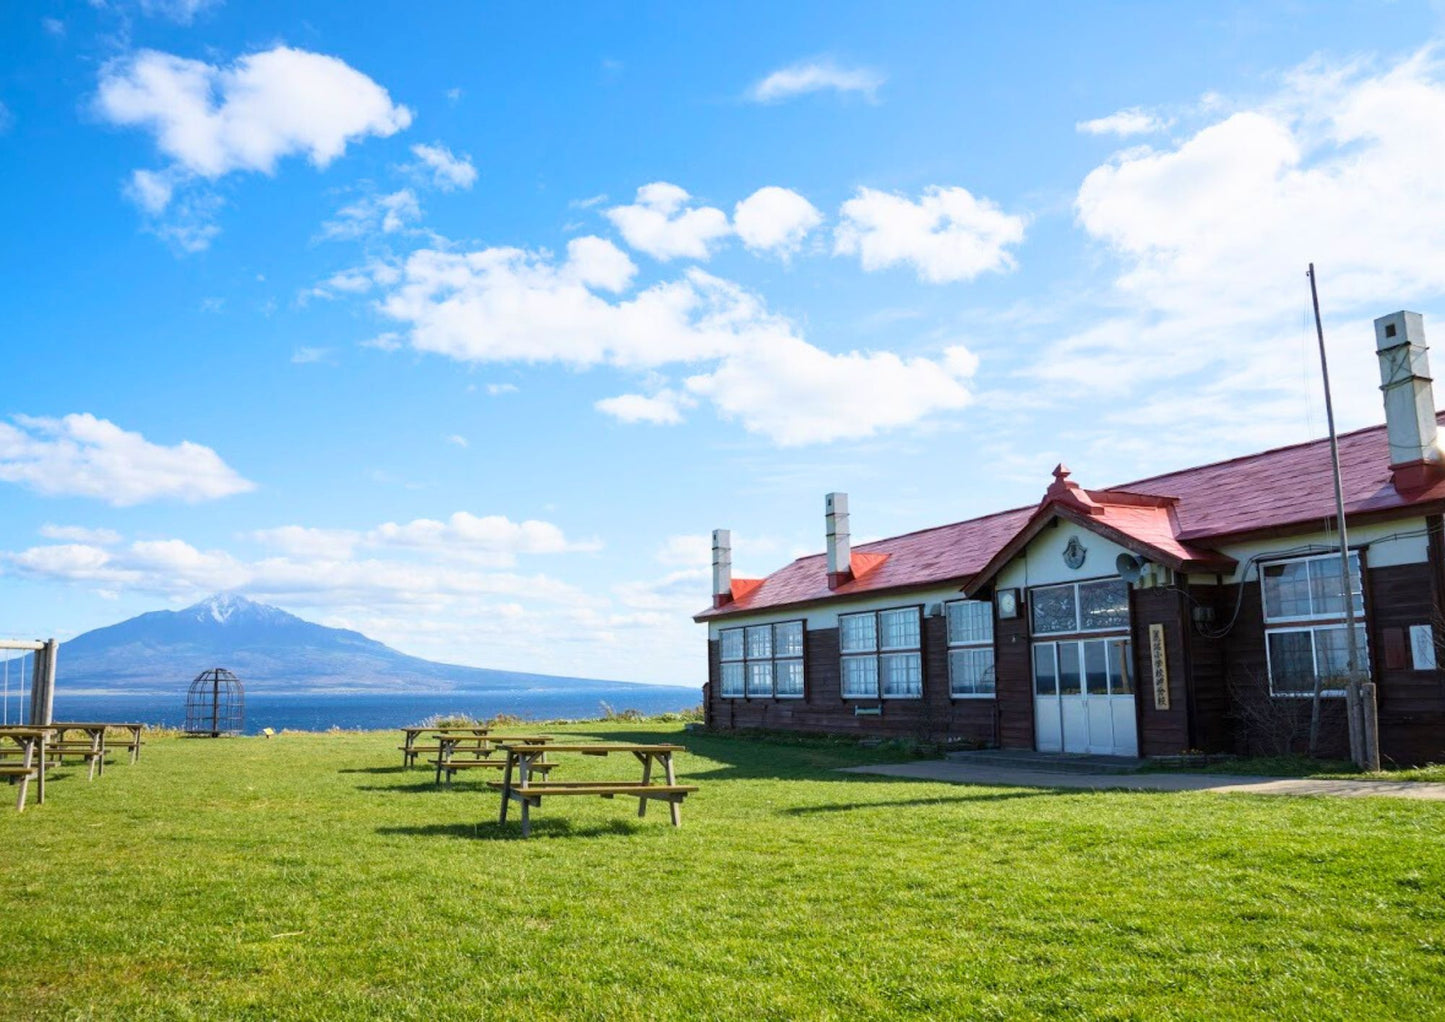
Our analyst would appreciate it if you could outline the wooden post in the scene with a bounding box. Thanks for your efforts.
[664,753,681,827]
[1345,680,1364,769]
[498,752,514,824]
[1361,682,1381,772]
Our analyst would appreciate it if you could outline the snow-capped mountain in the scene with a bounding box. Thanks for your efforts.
[56,594,644,694]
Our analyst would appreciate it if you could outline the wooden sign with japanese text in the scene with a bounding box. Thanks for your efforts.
[1149,624,1170,710]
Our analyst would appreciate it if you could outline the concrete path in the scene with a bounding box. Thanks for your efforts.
[839,760,1445,800]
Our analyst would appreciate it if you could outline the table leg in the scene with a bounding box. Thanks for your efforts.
[132,727,141,765]
[664,754,680,827]
[519,754,533,838]
[637,754,653,818]
[36,738,45,805]
[499,753,514,824]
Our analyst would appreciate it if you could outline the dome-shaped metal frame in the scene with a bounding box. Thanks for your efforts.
[184,667,244,737]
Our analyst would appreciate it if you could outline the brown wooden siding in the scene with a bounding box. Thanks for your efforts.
[995,612,1033,749]
[1129,588,1191,756]
[1366,562,1445,766]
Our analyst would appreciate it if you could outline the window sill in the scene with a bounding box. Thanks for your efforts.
[950,693,997,700]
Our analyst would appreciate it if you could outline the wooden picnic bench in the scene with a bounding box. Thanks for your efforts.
[50,723,145,767]
[41,724,109,781]
[428,734,554,787]
[489,743,697,838]
[0,728,47,811]
[398,725,493,767]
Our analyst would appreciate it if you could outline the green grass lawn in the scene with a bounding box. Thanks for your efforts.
[1143,755,1445,783]
[3,722,1443,1021]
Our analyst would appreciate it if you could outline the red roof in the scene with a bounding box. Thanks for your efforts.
[695,414,1445,621]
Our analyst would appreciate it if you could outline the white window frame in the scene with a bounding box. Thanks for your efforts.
[946,599,995,698]
[839,605,923,700]
[717,620,806,700]
[1260,552,1369,698]
[1030,578,1131,636]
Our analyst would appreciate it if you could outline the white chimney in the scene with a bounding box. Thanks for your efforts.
[1375,311,1443,490]
[712,529,733,607]
[826,492,851,588]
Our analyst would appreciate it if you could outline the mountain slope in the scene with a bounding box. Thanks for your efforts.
[57,594,661,694]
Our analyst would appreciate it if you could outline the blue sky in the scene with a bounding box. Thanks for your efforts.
[4,0,1445,685]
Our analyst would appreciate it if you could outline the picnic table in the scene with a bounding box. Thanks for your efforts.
[50,722,145,767]
[41,724,111,780]
[398,725,493,768]
[0,727,47,811]
[429,734,553,787]
[489,743,697,838]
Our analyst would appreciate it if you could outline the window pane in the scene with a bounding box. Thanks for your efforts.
[746,625,773,660]
[1267,630,1316,694]
[774,621,804,658]
[1058,643,1082,695]
[879,608,920,650]
[950,648,996,696]
[841,655,878,697]
[1262,561,1311,619]
[1033,644,1058,696]
[747,661,774,698]
[1031,585,1077,634]
[1108,640,1133,695]
[947,601,993,645]
[720,662,745,697]
[1084,640,1109,695]
[1314,625,1369,682]
[839,613,877,653]
[719,629,744,662]
[775,659,804,696]
[1309,555,1365,617]
[880,652,922,697]
[1079,580,1130,631]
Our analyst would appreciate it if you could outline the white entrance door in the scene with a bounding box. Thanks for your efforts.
[1033,638,1137,757]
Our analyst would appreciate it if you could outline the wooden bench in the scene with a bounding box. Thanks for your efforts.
[0,729,47,811]
[492,743,695,837]
[43,726,108,781]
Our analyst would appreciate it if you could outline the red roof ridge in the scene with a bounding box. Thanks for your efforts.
[1106,414,1426,494]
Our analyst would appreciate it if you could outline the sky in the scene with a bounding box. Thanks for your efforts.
[4,1,1445,687]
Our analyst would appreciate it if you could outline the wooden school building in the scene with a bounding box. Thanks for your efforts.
[695,311,1445,765]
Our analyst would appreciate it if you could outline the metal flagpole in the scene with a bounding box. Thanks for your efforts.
[1307,264,1365,766]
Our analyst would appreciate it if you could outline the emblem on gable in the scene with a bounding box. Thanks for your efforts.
[1063,536,1088,570]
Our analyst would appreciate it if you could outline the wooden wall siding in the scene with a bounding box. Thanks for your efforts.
[1180,583,1234,753]
[995,614,1034,749]
[1364,562,1445,765]
[1129,588,1192,757]
[707,623,995,741]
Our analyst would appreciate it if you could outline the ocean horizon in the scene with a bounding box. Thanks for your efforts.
[24,685,702,735]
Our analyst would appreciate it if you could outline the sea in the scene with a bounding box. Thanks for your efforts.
[20,686,702,735]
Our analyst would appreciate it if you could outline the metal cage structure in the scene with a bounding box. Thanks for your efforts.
[184,667,244,737]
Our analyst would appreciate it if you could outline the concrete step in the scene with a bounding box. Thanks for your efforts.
[944,749,1144,775]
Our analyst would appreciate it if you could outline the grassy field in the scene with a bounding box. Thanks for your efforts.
[2,723,1443,1021]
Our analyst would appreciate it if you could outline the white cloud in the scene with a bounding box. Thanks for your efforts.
[445,433,469,447]
[137,0,220,23]
[372,236,981,444]
[39,524,122,545]
[320,189,421,240]
[367,512,599,565]
[834,185,1027,283]
[361,332,403,351]
[42,17,66,37]
[1076,107,1171,136]
[605,182,731,261]
[291,346,333,364]
[686,336,979,445]
[992,47,1445,480]
[748,60,885,104]
[485,382,518,396]
[409,142,477,190]
[733,186,822,256]
[95,46,411,208]
[595,389,695,425]
[0,413,254,506]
